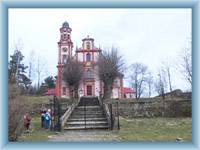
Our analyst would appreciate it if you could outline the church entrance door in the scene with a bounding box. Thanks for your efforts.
[86,85,92,96]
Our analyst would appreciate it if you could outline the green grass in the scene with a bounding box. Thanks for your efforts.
[18,116,192,142]
[117,117,192,141]
[22,96,53,105]
[18,115,54,142]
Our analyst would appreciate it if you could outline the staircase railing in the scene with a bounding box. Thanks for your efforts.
[98,97,113,130]
[103,103,113,130]
[84,97,86,129]
[60,97,81,127]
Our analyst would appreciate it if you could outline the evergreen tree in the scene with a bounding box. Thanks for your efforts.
[44,76,56,88]
[9,49,31,89]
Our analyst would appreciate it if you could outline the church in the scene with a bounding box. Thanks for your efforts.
[55,21,124,98]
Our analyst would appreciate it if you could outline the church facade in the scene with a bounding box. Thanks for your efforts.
[55,21,124,98]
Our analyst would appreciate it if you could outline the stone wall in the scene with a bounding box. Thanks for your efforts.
[29,98,74,115]
[111,98,191,118]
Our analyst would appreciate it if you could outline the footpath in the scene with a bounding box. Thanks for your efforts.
[48,130,121,142]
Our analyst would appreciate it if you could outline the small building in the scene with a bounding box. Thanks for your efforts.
[44,88,56,96]
[123,87,135,98]
[55,21,124,98]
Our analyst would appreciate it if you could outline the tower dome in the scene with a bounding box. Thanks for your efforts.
[62,21,69,28]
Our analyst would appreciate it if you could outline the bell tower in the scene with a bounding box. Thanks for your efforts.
[56,21,73,97]
[58,21,73,64]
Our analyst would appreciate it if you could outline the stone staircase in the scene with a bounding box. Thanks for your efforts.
[64,97,109,130]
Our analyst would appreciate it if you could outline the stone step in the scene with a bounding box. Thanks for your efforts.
[66,121,108,127]
[78,97,100,106]
[63,97,108,130]
[65,123,108,128]
[74,109,103,112]
[72,111,105,115]
[77,106,100,108]
[70,114,106,118]
[63,125,109,130]
[75,106,102,110]
[68,118,107,122]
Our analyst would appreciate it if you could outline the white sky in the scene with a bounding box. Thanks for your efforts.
[8,8,191,92]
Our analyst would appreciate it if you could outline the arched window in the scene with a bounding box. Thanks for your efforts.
[86,41,90,50]
[63,55,67,64]
[67,34,70,39]
[63,34,67,40]
[86,53,91,62]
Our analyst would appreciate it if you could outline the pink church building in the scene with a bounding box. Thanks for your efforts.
[55,21,124,98]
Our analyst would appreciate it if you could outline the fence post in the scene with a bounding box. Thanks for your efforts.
[50,97,53,131]
[117,101,120,130]
[109,104,113,130]
[53,96,56,131]
[57,100,61,131]
[84,98,86,129]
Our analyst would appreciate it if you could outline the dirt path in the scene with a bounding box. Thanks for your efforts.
[48,130,121,142]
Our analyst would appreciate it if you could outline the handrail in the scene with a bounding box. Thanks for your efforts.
[98,96,103,107]
[102,102,112,129]
[60,97,81,127]
[60,103,76,127]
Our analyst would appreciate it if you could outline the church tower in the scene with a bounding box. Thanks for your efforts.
[58,21,73,63]
[56,21,73,97]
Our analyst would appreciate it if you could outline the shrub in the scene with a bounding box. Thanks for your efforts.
[9,83,28,141]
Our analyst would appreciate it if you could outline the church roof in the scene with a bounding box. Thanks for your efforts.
[123,87,135,94]
[82,35,94,41]
[62,21,69,28]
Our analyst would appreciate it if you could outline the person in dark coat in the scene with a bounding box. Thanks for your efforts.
[41,110,46,128]
[23,112,31,130]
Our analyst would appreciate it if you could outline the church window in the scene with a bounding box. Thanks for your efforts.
[86,53,91,62]
[63,34,67,39]
[63,55,67,64]
[63,47,67,52]
[86,41,90,50]
[63,87,66,95]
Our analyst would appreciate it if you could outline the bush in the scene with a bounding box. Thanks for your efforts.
[9,83,28,141]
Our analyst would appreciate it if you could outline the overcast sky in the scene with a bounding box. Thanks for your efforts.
[8,8,191,92]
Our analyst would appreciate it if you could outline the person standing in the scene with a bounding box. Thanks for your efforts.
[41,110,46,128]
[23,112,31,131]
[44,109,51,129]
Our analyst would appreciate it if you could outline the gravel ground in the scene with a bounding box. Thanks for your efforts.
[48,130,121,142]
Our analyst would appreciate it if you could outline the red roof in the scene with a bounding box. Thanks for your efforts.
[44,88,55,95]
[123,87,135,94]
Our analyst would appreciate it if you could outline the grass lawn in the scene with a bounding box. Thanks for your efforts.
[117,117,192,141]
[22,96,53,105]
[18,115,55,142]
[18,115,192,142]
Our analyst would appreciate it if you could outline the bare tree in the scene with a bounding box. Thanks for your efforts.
[154,69,168,99]
[162,61,173,93]
[166,66,173,92]
[63,57,83,99]
[28,50,36,81]
[146,72,153,98]
[35,55,47,90]
[98,48,124,101]
[129,63,148,99]
[181,47,192,88]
